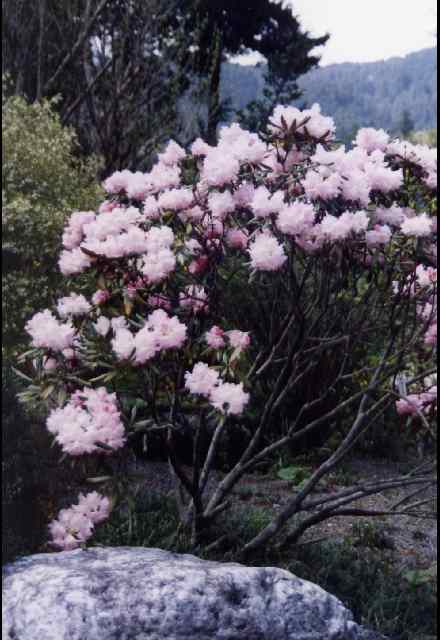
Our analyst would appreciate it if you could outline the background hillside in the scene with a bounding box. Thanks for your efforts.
[222,47,437,142]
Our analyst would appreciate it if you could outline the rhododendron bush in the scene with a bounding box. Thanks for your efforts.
[17,104,437,554]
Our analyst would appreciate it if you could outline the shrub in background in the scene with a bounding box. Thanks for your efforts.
[2,93,102,354]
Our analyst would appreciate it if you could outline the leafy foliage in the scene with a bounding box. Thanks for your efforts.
[2,94,102,354]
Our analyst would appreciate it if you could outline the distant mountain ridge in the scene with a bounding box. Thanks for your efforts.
[221,47,437,141]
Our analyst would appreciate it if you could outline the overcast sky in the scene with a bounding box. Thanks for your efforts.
[237,0,437,66]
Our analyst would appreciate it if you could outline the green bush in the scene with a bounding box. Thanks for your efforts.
[2,93,102,355]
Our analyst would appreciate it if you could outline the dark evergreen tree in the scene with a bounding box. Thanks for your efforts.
[181,0,329,142]
[2,0,194,172]
[398,109,416,138]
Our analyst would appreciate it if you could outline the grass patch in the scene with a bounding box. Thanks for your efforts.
[95,493,437,640]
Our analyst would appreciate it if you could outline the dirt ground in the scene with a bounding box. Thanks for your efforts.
[3,453,437,574]
[127,455,437,572]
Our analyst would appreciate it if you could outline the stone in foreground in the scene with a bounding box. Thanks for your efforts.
[3,547,386,640]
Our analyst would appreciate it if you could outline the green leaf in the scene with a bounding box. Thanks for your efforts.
[41,384,55,400]
[87,476,113,484]
[11,366,33,382]
[277,465,311,484]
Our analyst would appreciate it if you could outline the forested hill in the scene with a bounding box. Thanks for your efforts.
[221,47,437,140]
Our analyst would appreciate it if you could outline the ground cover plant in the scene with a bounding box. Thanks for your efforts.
[16,103,437,559]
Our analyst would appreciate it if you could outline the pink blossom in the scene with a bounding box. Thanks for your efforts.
[401,214,434,237]
[92,290,110,306]
[112,329,136,361]
[319,211,369,242]
[42,357,58,372]
[226,229,249,250]
[251,187,285,218]
[158,188,194,211]
[103,170,133,194]
[340,170,371,206]
[210,382,250,416]
[62,347,76,361]
[416,265,437,288]
[99,200,118,214]
[191,138,212,156]
[47,387,126,456]
[188,255,209,275]
[233,183,256,207]
[374,206,406,226]
[180,286,209,313]
[366,225,392,247]
[269,105,305,134]
[143,196,161,220]
[185,363,220,396]
[145,309,187,351]
[57,293,91,318]
[133,327,159,364]
[94,317,111,337]
[206,326,226,349]
[82,207,141,242]
[73,492,112,525]
[147,163,181,192]
[365,164,403,193]
[226,330,251,351]
[182,205,205,223]
[303,104,336,140]
[270,104,335,140]
[185,238,203,255]
[62,211,96,250]
[248,233,287,271]
[202,149,240,187]
[158,140,186,166]
[111,316,129,332]
[49,509,94,550]
[425,323,437,346]
[125,172,150,200]
[59,248,92,276]
[201,217,224,238]
[277,202,316,236]
[355,128,390,153]
[302,170,342,201]
[141,248,176,284]
[145,226,175,252]
[26,310,76,352]
[425,171,438,189]
[49,492,111,550]
[208,191,236,220]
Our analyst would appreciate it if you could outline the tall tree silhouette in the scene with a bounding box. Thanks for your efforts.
[183,0,328,142]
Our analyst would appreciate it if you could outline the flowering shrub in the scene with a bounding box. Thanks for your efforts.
[17,103,437,553]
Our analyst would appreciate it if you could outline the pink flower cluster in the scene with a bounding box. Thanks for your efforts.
[387,138,438,189]
[396,386,437,417]
[49,492,111,550]
[57,293,91,317]
[180,286,209,314]
[205,327,251,352]
[112,310,187,364]
[270,104,336,141]
[248,232,287,271]
[46,387,126,455]
[185,363,250,415]
[26,310,76,352]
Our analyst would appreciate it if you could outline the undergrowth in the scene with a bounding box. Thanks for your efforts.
[94,493,437,640]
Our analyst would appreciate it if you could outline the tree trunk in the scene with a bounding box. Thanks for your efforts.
[207,29,223,145]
